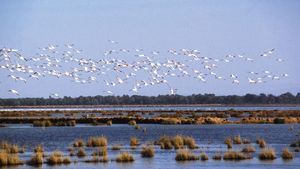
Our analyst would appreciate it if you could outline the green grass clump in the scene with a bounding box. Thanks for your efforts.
[116,152,134,162]
[86,136,107,147]
[141,146,155,158]
[258,148,276,160]
[281,148,294,160]
[175,149,199,161]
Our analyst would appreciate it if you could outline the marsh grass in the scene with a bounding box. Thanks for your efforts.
[106,120,112,126]
[141,146,155,158]
[258,148,276,160]
[128,120,136,126]
[233,135,242,144]
[34,145,44,153]
[241,145,256,153]
[223,151,251,160]
[76,148,86,157]
[116,152,134,162]
[172,135,184,149]
[175,149,199,161]
[28,152,43,166]
[111,144,122,150]
[281,148,293,160]
[86,136,107,147]
[200,152,209,161]
[85,156,108,163]
[256,139,266,148]
[130,137,139,147]
[73,139,85,147]
[46,151,71,165]
[0,151,23,166]
[183,136,198,149]
[92,147,107,156]
[224,137,233,149]
[212,153,222,160]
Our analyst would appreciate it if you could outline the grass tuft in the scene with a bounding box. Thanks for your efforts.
[86,136,107,147]
[258,148,276,160]
[141,146,155,158]
[116,152,134,162]
[281,148,293,160]
[175,149,199,161]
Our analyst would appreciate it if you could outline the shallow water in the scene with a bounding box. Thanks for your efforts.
[0,124,299,169]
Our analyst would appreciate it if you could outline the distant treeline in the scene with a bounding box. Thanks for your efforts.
[0,92,300,106]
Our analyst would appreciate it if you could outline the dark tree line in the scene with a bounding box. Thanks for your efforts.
[0,92,300,106]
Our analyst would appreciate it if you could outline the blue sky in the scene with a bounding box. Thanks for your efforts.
[0,0,299,98]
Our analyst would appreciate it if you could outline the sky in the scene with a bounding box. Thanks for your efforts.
[0,0,299,98]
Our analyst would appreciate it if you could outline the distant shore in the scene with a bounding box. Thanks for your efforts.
[1,104,300,109]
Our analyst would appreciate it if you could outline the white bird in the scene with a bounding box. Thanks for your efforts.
[8,89,20,96]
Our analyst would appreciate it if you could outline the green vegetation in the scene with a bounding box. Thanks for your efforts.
[1,92,299,106]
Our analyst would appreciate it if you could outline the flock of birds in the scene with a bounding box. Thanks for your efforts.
[0,40,289,97]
